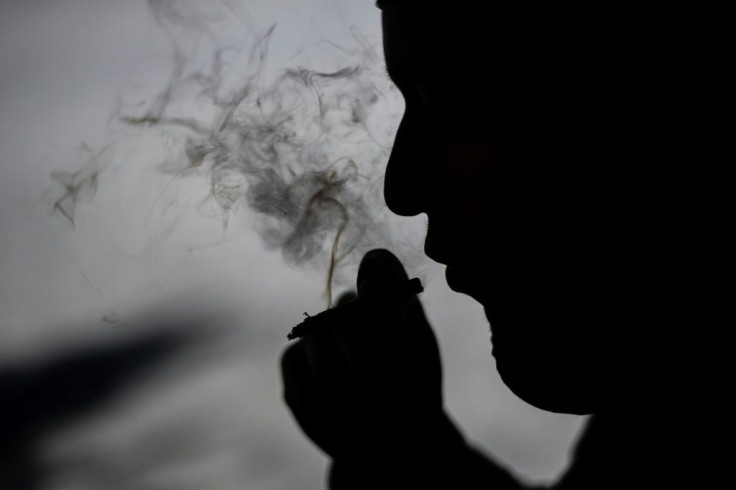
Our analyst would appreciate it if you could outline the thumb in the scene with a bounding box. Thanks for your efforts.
[357,249,431,334]
[356,249,442,410]
[357,248,410,304]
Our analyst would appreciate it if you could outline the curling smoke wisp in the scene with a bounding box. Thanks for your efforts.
[52,2,424,306]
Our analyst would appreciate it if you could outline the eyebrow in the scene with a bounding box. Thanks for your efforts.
[384,62,406,85]
[385,55,421,86]
[386,45,451,87]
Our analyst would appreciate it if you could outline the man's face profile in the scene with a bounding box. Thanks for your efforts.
[380,3,625,414]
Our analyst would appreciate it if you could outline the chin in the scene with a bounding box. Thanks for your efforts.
[493,346,599,415]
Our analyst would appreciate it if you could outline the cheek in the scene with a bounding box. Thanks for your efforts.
[440,138,510,261]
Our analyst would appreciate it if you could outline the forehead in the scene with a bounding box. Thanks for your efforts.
[381,6,511,79]
[381,6,448,74]
[380,7,611,68]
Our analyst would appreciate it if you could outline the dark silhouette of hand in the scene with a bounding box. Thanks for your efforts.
[280,250,462,479]
[282,249,535,488]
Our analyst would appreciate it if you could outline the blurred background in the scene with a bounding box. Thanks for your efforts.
[0,0,586,488]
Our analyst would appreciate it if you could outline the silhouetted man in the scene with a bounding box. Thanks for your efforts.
[282,1,697,487]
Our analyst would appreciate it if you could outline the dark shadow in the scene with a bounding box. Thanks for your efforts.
[0,328,197,489]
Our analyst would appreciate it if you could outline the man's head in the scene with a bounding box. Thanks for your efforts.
[378,2,650,414]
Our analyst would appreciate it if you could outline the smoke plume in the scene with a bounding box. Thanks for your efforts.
[53,1,423,306]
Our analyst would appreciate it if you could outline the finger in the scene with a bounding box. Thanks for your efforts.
[281,342,347,457]
[303,324,379,431]
[328,290,371,364]
[326,291,374,364]
[356,249,421,349]
[355,250,443,408]
[357,248,409,304]
[335,290,357,306]
[356,249,435,342]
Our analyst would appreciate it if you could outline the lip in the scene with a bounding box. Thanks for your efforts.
[445,266,484,301]
[444,266,465,292]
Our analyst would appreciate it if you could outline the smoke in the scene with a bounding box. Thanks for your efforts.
[51,144,103,229]
[53,1,423,306]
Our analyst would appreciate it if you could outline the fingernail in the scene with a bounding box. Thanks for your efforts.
[358,249,408,300]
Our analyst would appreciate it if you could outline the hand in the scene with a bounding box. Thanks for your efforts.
[280,249,455,462]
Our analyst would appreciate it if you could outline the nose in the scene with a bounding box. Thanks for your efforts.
[383,113,433,217]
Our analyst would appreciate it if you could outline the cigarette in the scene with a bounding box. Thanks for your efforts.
[287,277,424,341]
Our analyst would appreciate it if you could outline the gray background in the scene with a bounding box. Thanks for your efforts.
[0,0,586,488]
